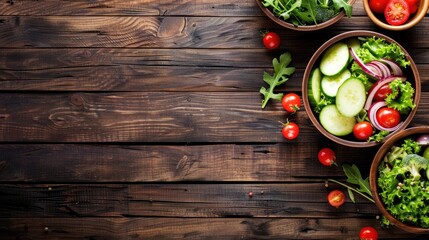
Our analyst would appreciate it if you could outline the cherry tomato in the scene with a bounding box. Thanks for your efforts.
[262,32,280,50]
[384,0,410,26]
[359,226,379,240]
[281,122,299,140]
[327,190,345,208]
[281,93,301,113]
[376,107,401,128]
[372,84,393,102]
[369,0,390,14]
[353,121,374,141]
[318,148,336,166]
[405,0,419,14]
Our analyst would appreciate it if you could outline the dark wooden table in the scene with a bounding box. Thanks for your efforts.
[1,1,429,239]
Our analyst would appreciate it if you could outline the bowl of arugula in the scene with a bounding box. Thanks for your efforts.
[370,126,429,233]
[256,0,355,31]
[302,30,420,147]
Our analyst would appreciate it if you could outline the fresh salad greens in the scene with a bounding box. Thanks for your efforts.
[378,138,429,228]
[260,52,296,108]
[308,36,416,142]
[261,0,353,26]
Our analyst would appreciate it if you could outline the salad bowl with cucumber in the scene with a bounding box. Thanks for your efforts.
[302,30,421,147]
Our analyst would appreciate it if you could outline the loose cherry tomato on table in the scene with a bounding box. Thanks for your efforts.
[318,148,337,166]
[327,190,345,208]
[376,107,401,128]
[281,121,299,140]
[369,0,390,14]
[384,0,410,26]
[359,226,379,240]
[262,31,280,50]
[353,121,374,141]
[281,93,301,113]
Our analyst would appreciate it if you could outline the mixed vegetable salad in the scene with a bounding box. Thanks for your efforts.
[308,36,416,142]
[378,136,429,228]
[261,0,353,26]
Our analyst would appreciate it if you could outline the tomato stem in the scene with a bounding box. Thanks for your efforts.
[327,178,375,203]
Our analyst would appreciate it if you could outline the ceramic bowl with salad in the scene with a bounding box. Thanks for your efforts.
[302,30,421,147]
[255,0,356,31]
[370,126,429,233]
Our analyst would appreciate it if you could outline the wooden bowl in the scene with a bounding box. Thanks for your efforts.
[363,0,429,31]
[302,30,421,147]
[370,126,429,234]
[255,0,356,31]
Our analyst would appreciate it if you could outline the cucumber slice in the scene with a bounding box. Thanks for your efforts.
[345,38,361,63]
[320,42,349,77]
[308,68,322,106]
[319,105,356,136]
[321,69,351,98]
[336,77,366,117]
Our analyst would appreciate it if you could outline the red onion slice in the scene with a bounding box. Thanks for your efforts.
[368,61,391,79]
[368,101,403,132]
[379,58,404,76]
[349,48,382,79]
[364,77,402,110]
[417,135,429,145]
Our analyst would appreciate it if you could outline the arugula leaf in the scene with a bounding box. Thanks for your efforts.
[343,164,372,197]
[260,52,296,108]
[332,0,352,17]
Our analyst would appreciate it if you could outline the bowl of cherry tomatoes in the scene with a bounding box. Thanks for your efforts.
[302,30,421,147]
[363,0,429,31]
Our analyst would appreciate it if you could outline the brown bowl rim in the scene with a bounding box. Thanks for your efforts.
[369,126,429,234]
[302,30,421,148]
[363,0,429,31]
[255,0,356,31]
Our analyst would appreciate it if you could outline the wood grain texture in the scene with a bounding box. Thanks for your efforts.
[0,183,378,218]
[1,15,427,48]
[0,0,366,16]
[1,217,422,240]
[0,143,378,182]
[1,92,429,143]
[0,48,428,92]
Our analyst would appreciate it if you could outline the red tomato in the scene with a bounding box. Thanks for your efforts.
[281,93,301,113]
[373,84,393,102]
[405,0,419,14]
[318,148,336,166]
[327,190,345,208]
[353,121,374,141]
[262,32,280,50]
[384,0,411,26]
[369,0,390,14]
[281,122,299,140]
[376,107,401,128]
[359,226,379,240]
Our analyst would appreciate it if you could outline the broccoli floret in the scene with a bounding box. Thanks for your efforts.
[402,154,428,181]
[384,146,406,166]
[315,8,336,23]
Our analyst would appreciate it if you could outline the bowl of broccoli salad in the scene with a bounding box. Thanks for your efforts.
[370,126,429,233]
[256,0,356,31]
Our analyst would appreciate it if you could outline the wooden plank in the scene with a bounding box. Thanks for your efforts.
[0,183,378,218]
[1,16,426,48]
[1,217,421,240]
[0,0,366,16]
[1,92,429,143]
[0,143,377,182]
[0,48,428,92]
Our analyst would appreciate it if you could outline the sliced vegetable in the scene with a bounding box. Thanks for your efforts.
[384,0,410,26]
[417,135,429,146]
[349,47,381,79]
[319,105,356,136]
[321,69,351,97]
[336,77,366,117]
[328,190,346,208]
[379,58,404,76]
[308,68,322,106]
[368,101,403,132]
[320,42,350,76]
[364,76,403,111]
